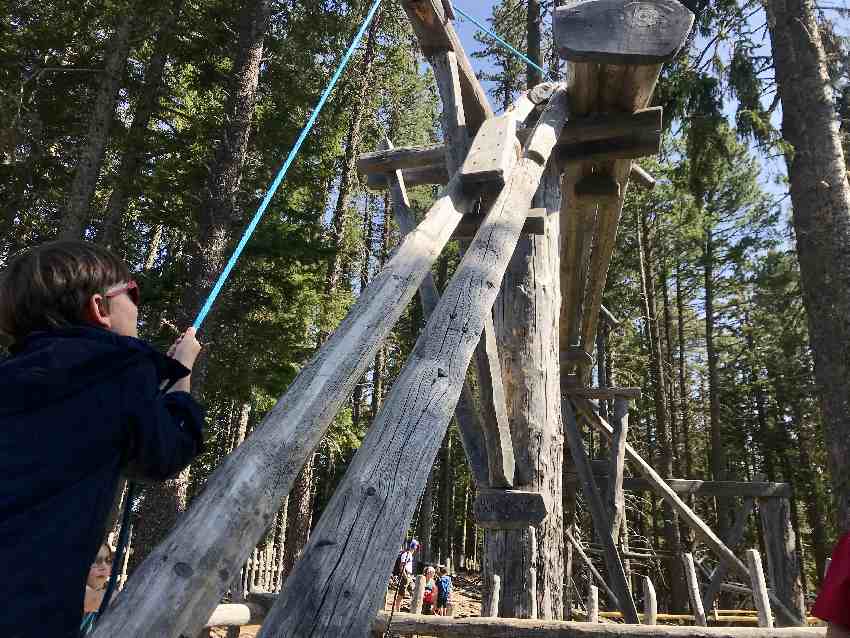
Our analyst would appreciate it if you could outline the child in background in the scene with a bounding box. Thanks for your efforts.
[435,565,452,616]
[0,241,205,638]
[422,566,437,614]
[79,544,114,635]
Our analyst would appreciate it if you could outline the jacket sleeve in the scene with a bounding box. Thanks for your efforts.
[120,357,205,482]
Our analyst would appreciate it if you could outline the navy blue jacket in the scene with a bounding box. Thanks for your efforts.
[0,327,204,638]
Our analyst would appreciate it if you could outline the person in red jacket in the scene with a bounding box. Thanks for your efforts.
[814,532,850,638]
[0,241,204,638]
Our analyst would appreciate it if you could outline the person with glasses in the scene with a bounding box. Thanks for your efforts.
[0,240,205,638]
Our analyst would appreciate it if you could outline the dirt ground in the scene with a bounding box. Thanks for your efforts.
[209,571,484,637]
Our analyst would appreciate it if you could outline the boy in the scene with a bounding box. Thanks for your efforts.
[0,241,205,638]
[435,565,452,616]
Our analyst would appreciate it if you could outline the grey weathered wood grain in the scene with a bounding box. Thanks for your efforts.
[400,0,493,133]
[473,489,548,529]
[358,144,445,175]
[565,387,642,400]
[485,574,501,617]
[643,577,657,625]
[575,174,621,199]
[746,549,774,629]
[366,164,448,189]
[257,87,570,638]
[758,497,805,625]
[460,114,519,187]
[452,209,546,239]
[566,476,791,499]
[204,603,266,628]
[372,612,825,637]
[607,398,629,544]
[574,398,802,626]
[587,585,599,623]
[683,553,708,626]
[562,400,639,623]
[558,134,661,163]
[702,497,754,611]
[89,178,480,638]
[411,575,427,615]
[432,50,470,174]
[554,0,694,65]
[383,138,489,488]
[630,164,656,190]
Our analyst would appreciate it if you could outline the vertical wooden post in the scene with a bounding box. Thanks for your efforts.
[825,557,832,579]
[411,575,427,614]
[587,585,599,623]
[608,397,629,544]
[485,574,501,617]
[758,497,805,625]
[682,552,707,626]
[747,548,775,629]
[642,576,657,625]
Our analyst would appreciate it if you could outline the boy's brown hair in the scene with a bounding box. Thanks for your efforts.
[0,240,130,341]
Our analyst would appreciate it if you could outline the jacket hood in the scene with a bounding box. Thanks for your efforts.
[0,326,189,417]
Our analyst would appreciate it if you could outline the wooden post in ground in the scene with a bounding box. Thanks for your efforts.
[758,497,805,625]
[683,553,708,626]
[643,577,657,625]
[746,549,774,629]
[257,88,571,638]
[702,497,754,611]
[608,397,629,544]
[411,575,427,615]
[485,575,501,617]
[588,585,599,623]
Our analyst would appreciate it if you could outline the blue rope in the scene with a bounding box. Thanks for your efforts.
[193,0,384,330]
[453,4,546,76]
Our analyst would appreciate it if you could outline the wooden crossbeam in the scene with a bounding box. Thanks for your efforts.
[564,387,642,399]
[566,472,792,499]
[452,209,546,239]
[473,489,548,529]
[460,113,520,187]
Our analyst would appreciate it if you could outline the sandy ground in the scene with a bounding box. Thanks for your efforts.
[209,571,484,637]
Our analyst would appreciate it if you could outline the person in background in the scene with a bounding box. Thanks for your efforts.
[814,532,850,638]
[79,544,114,635]
[392,538,419,612]
[435,565,452,616]
[421,565,437,614]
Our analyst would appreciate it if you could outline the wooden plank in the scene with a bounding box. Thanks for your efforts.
[485,574,501,617]
[366,164,448,189]
[554,0,694,65]
[588,585,599,623]
[400,0,493,133]
[702,497,754,611]
[372,612,826,637]
[460,114,519,187]
[561,348,594,366]
[562,400,640,623]
[565,388,642,400]
[259,87,571,638]
[90,175,482,638]
[630,164,656,190]
[432,50,470,174]
[620,479,792,499]
[204,603,266,628]
[643,577,657,626]
[358,144,445,175]
[384,138,489,488]
[558,108,662,146]
[564,526,621,608]
[452,209,546,239]
[473,489,548,529]
[559,133,660,163]
[746,549,774,629]
[607,398,629,544]
[573,398,803,627]
[758,497,806,625]
[682,553,708,627]
[575,174,620,199]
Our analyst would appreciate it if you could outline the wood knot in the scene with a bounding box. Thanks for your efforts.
[437,368,448,378]
[173,562,193,578]
[366,486,376,496]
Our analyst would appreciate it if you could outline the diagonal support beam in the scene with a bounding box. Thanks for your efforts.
[562,399,639,623]
[701,497,754,611]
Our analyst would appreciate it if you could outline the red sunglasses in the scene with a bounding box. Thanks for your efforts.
[104,280,140,306]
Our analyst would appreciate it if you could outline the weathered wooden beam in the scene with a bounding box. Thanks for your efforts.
[643,577,657,626]
[575,174,621,199]
[358,144,445,175]
[630,164,656,190]
[89,178,481,638]
[561,348,594,366]
[401,0,493,133]
[554,0,694,65]
[204,603,266,628]
[485,574,501,617]
[758,497,806,625]
[365,164,448,189]
[562,400,639,623]
[460,114,520,188]
[383,138,489,488]
[620,479,792,499]
[259,87,571,638]
[453,209,546,240]
[371,612,826,637]
[746,549,774,629]
[607,398,629,544]
[411,575,427,615]
[683,553,708,626]
[600,305,620,326]
[473,489,548,529]
[702,497,754,611]
[588,585,600,623]
[574,398,803,627]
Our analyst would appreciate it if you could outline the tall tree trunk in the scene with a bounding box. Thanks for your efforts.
[526,0,542,87]
[661,259,680,475]
[132,0,272,569]
[439,431,454,566]
[101,0,184,250]
[62,9,135,238]
[280,456,315,582]
[484,163,564,620]
[417,464,437,565]
[675,263,694,480]
[637,208,687,612]
[764,0,850,532]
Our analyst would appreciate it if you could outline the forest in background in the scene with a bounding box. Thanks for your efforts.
[3,0,850,615]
